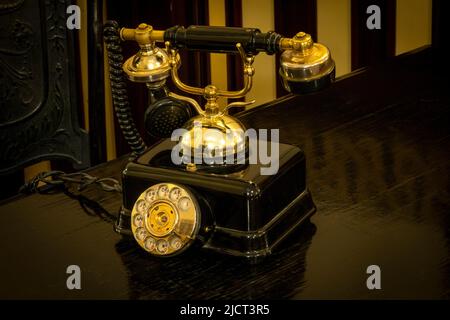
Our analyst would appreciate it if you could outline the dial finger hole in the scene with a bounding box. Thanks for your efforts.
[170,236,183,250]
[144,237,156,251]
[145,189,157,202]
[133,214,143,228]
[158,185,169,198]
[136,199,148,214]
[169,187,181,201]
[156,239,169,254]
[135,227,147,241]
[178,196,191,211]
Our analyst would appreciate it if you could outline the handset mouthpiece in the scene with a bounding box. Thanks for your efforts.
[278,32,335,94]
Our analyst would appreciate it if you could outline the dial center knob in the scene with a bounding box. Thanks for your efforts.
[146,202,177,237]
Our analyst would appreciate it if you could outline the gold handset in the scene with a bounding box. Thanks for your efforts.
[109,22,334,259]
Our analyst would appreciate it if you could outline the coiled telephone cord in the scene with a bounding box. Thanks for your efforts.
[103,20,147,158]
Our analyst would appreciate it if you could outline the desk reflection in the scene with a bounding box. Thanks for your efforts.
[115,221,316,299]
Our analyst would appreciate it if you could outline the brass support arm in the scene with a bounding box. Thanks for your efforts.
[167,42,254,102]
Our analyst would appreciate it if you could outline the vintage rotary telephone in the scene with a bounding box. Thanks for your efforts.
[103,21,334,262]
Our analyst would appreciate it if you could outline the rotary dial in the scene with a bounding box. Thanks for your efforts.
[131,183,200,256]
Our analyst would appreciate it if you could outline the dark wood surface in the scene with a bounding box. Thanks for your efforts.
[1,47,449,299]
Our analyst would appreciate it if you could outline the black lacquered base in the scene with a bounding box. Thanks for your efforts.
[114,206,132,236]
[203,189,315,263]
[116,139,316,261]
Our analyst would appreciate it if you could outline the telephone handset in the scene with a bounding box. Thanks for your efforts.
[104,21,334,262]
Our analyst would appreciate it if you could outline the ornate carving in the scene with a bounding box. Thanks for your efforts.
[0,0,89,174]
[0,19,34,55]
[0,19,35,124]
[0,0,25,14]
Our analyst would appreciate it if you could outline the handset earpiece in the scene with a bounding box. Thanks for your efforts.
[144,93,193,138]
[118,23,194,139]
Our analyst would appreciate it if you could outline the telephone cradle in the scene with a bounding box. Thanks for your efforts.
[115,138,316,262]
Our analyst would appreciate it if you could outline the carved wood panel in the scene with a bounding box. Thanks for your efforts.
[0,0,89,174]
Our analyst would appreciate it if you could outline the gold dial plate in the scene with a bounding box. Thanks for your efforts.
[131,183,200,256]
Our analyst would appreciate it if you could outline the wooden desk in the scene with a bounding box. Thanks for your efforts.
[1,47,449,299]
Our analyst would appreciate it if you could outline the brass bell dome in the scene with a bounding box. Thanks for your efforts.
[178,114,247,166]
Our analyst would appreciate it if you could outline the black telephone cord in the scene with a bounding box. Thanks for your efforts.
[103,20,147,158]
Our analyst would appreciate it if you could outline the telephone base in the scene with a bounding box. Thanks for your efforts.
[116,139,316,261]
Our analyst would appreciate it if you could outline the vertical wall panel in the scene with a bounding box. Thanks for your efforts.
[77,0,89,131]
[88,0,107,164]
[208,0,228,107]
[242,0,276,105]
[242,0,276,106]
[225,0,244,100]
[351,0,396,70]
[396,0,432,55]
[432,0,449,50]
[102,1,116,160]
[274,0,317,97]
[317,0,352,76]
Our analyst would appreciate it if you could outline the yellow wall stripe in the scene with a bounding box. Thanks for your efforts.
[103,1,117,160]
[208,0,228,107]
[77,0,89,131]
[317,0,352,77]
[242,0,276,106]
[396,0,432,55]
